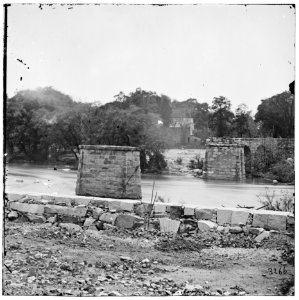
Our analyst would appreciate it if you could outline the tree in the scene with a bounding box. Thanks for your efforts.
[255,91,294,138]
[233,104,258,137]
[209,96,234,137]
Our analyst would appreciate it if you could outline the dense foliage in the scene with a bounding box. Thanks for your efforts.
[5,86,294,178]
[255,91,294,138]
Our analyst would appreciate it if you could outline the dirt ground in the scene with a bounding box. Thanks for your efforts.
[3,221,295,296]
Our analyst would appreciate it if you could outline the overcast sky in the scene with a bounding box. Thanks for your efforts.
[6,4,295,113]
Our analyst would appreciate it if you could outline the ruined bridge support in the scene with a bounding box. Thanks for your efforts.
[205,141,246,180]
[76,145,142,199]
[204,137,294,180]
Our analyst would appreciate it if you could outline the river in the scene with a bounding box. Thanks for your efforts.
[4,164,294,208]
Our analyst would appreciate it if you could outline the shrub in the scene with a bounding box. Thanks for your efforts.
[188,155,203,170]
[271,161,295,183]
[257,188,294,213]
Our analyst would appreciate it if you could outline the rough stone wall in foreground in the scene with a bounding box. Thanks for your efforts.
[76,145,141,199]
[6,192,294,237]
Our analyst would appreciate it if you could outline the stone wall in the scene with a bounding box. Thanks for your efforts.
[6,192,294,240]
[76,145,141,199]
[205,142,245,180]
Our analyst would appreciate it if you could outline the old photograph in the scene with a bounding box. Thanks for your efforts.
[3,2,295,296]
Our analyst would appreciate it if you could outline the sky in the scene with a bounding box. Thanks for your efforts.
[6,3,295,113]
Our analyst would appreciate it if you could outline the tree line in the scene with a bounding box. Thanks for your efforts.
[5,86,294,172]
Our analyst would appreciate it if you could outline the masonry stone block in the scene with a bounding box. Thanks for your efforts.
[195,208,216,220]
[183,206,195,216]
[7,193,26,202]
[99,212,118,225]
[154,204,167,214]
[252,210,289,231]
[198,220,217,231]
[231,210,250,225]
[115,214,144,229]
[26,213,46,223]
[159,218,181,233]
[287,215,295,225]
[44,205,87,217]
[9,202,45,215]
[229,226,243,234]
[83,217,96,227]
[52,196,73,206]
[108,200,137,212]
[216,209,232,225]
[267,214,287,231]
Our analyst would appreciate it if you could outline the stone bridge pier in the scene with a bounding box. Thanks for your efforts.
[204,137,294,180]
[205,140,245,180]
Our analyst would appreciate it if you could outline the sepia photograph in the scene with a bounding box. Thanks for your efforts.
[2,2,295,296]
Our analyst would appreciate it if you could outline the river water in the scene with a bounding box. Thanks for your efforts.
[5,164,294,208]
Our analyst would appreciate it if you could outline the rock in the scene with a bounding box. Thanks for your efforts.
[249,227,264,235]
[217,226,225,233]
[142,258,150,263]
[231,211,250,225]
[103,223,117,230]
[229,226,243,234]
[115,214,144,229]
[83,217,96,227]
[44,205,87,217]
[254,230,270,243]
[120,256,133,262]
[252,210,288,231]
[7,193,26,202]
[183,206,195,216]
[47,215,57,224]
[52,196,72,206]
[7,210,18,220]
[27,276,36,283]
[216,209,232,225]
[197,220,217,231]
[9,202,45,215]
[159,218,181,234]
[154,204,167,214]
[224,226,230,233]
[72,196,91,206]
[87,224,98,231]
[108,200,137,212]
[59,223,83,234]
[90,207,104,219]
[99,212,118,225]
[287,215,295,225]
[108,291,122,296]
[269,230,280,237]
[195,208,216,220]
[85,229,103,239]
[26,213,46,223]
